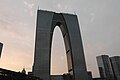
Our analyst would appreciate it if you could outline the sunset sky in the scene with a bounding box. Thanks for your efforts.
[0,0,120,78]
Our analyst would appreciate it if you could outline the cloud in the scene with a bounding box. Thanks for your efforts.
[0,25,34,72]
[23,0,35,16]
[24,1,34,9]
[54,2,75,14]
[0,12,34,57]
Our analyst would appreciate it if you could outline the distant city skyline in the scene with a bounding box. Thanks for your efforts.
[0,0,120,78]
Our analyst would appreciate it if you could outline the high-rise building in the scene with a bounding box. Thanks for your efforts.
[110,56,120,80]
[96,55,114,80]
[0,42,3,58]
[33,10,89,80]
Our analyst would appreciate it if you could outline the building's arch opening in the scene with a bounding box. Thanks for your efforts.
[51,26,68,75]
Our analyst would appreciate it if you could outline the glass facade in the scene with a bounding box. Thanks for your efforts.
[110,56,120,80]
[96,55,114,80]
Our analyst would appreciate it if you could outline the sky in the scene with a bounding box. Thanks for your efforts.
[0,0,120,78]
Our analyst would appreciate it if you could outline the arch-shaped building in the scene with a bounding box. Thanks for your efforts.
[33,10,88,80]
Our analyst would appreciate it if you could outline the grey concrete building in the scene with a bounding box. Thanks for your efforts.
[32,10,89,80]
[110,56,120,80]
[0,42,3,58]
[96,55,114,80]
